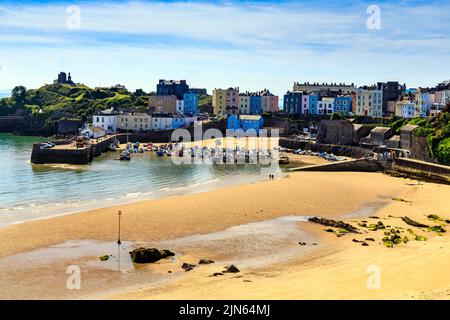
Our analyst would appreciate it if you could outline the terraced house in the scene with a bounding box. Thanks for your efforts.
[117,112,152,132]
[92,108,118,132]
[238,93,250,115]
[148,95,177,114]
[237,90,279,115]
[333,96,352,115]
[260,89,279,113]
[355,87,383,117]
[183,92,199,115]
[317,98,334,115]
[283,91,303,114]
[212,87,239,117]
[156,79,189,100]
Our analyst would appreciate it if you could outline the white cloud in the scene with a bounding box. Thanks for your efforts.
[0,1,449,94]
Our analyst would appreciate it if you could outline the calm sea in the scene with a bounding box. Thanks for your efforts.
[0,133,281,227]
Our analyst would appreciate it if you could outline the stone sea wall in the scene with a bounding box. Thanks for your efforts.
[279,138,373,159]
[31,136,116,164]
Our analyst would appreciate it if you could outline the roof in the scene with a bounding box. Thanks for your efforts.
[353,124,366,131]
[150,95,177,99]
[93,109,118,116]
[82,126,105,133]
[119,112,151,117]
[371,126,392,134]
[320,120,353,127]
[388,135,400,141]
[239,115,262,121]
[158,79,186,85]
[151,113,172,118]
[400,124,419,132]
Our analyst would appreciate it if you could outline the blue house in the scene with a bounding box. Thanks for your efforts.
[250,94,262,115]
[333,96,352,114]
[283,91,303,114]
[240,115,264,132]
[308,94,318,115]
[172,114,185,129]
[183,92,199,115]
[227,114,241,131]
[227,114,264,133]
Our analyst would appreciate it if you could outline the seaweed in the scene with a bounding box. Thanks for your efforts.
[401,216,429,228]
[382,234,402,248]
[392,198,410,203]
[99,254,110,261]
[368,221,386,231]
[309,217,359,234]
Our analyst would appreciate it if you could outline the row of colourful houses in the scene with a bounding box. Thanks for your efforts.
[147,92,199,115]
[284,86,383,117]
[394,87,450,118]
[152,79,207,115]
[283,80,450,118]
[212,88,279,117]
[88,108,198,135]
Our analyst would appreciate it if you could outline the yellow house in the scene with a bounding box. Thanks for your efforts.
[212,87,239,117]
[212,89,227,116]
[117,112,152,132]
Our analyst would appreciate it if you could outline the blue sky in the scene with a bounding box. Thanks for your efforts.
[0,0,449,98]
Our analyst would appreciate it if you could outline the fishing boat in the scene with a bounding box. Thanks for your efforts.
[116,150,131,161]
[156,149,165,157]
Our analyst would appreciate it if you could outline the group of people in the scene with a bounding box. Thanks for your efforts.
[269,174,275,180]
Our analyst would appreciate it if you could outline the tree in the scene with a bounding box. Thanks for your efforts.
[11,86,27,107]
[330,112,342,120]
[134,88,147,97]
[0,97,16,116]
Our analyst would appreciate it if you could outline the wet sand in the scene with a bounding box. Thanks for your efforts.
[0,170,449,299]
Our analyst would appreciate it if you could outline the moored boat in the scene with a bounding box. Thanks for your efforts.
[279,153,290,164]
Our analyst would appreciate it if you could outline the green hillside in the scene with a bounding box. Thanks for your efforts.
[0,84,153,120]
[389,113,449,164]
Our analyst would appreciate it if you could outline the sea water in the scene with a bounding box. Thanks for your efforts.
[0,133,289,227]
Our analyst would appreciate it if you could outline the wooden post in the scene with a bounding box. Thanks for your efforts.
[117,210,122,272]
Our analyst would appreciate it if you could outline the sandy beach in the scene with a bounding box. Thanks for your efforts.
[0,167,449,299]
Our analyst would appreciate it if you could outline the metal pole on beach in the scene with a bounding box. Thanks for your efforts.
[117,210,122,272]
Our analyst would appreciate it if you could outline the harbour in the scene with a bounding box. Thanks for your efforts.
[1,133,288,227]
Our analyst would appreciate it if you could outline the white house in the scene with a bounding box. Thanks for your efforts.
[395,101,415,118]
[355,89,383,117]
[81,126,106,139]
[92,108,118,132]
[151,114,173,131]
[176,100,184,114]
[317,98,334,115]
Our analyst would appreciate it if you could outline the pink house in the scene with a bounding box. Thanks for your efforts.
[260,89,279,113]
[226,87,239,115]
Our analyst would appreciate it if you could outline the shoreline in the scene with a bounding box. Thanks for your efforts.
[0,170,449,299]
[0,153,328,228]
